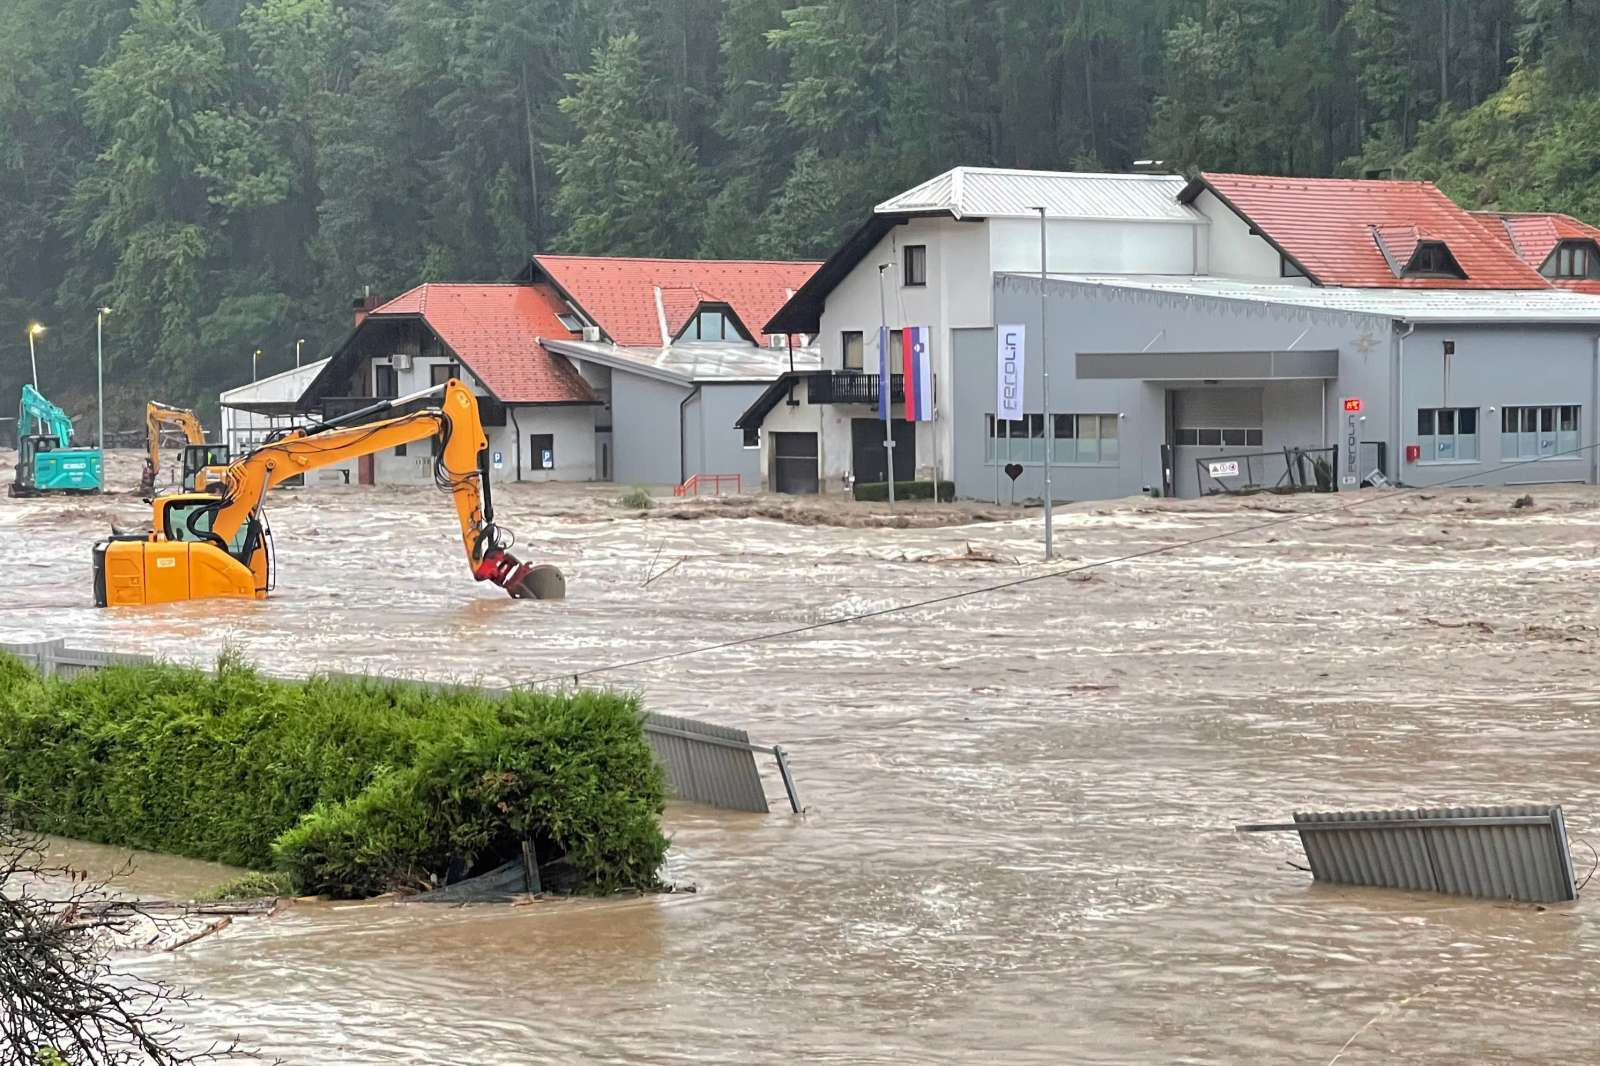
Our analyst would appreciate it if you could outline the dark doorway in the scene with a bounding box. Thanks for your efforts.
[851,418,915,484]
[771,432,819,494]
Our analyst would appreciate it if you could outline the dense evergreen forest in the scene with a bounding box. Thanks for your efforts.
[5,0,1600,417]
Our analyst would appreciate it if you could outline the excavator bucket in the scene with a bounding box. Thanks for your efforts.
[508,563,565,601]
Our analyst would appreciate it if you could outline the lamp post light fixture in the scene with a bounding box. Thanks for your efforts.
[26,322,45,391]
[252,347,263,382]
[96,308,113,457]
[295,337,305,367]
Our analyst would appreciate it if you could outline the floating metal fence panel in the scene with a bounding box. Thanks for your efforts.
[1240,805,1578,903]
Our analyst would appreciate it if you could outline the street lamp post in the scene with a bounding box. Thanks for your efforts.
[26,322,45,391]
[295,338,305,367]
[252,347,263,383]
[96,308,112,456]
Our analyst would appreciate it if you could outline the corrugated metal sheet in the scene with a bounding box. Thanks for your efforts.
[1288,805,1578,903]
[1040,273,1600,322]
[876,167,1201,223]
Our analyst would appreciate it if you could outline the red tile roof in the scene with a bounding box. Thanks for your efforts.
[369,283,597,405]
[1194,173,1549,289]
[1475,211,1600,294]
[532,255,821,346]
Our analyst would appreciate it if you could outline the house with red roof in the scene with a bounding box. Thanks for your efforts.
[298,254,819,487]
[754,166,1600,500]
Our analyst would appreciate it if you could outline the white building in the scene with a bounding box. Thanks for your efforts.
[219,358,331,456]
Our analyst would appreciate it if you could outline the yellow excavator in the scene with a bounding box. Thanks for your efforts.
[140,401,230,496]
[95,379,563,606]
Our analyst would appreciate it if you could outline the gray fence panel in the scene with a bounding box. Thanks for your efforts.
[641,712,769,814]
[0,642,785,814]
[1292,805,1576,903]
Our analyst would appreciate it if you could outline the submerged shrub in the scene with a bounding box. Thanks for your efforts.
[0,656,668,899]
[617,485,654,509]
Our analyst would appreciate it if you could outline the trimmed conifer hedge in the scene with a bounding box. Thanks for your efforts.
[0,653,667,899]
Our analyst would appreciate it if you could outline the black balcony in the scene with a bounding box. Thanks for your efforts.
[807,370,904,406]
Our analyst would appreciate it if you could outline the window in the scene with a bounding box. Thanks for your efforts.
[373,364,397,398]
[1546,241,1600,280]
[842,331,864,371]
[985,413,1045,464]
[742,426,760,449]
[884,329,902,374]
[1050,414,1120,464]
[1501,405,1579,459]
[1416,406,1479,462]
[903,245,927,286]
[430,362,461,387]
[1174,428,1263,447]
[555,311,584,333]
[530,433,555,470]
[1279,255,1305,279]
[686,311,733,340]
[1404,242,1467,279]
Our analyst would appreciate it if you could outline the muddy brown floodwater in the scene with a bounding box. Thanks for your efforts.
[4,464,1600,1063]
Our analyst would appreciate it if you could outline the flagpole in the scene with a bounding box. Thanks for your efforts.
[877,264,895,508]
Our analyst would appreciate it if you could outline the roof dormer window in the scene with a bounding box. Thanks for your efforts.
[555,311,584,333]
[673,301,755,344]
[1371,225,1468,280]
[1544,240,1600,280]
[1402,241,1467,279]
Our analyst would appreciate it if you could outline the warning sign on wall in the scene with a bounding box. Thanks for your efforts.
[1207,460,1241,478]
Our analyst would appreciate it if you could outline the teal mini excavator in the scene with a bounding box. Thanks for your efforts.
[9,384,103,496]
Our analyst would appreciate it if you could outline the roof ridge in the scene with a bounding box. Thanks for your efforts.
[536,254,822,266]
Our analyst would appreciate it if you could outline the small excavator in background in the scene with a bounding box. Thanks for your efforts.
[140,401,230,496]
[9,384,102,497]
[94,379,563,606]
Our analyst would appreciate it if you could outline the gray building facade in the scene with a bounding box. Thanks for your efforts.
[950,274,1600,501]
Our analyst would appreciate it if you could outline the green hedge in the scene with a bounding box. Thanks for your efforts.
[853,479,956,502]
[0,654,667,899]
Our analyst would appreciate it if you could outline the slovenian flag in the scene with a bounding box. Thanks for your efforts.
[902,326,933,422]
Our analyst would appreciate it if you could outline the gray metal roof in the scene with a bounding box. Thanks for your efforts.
[876,167,1203,223]
[542,337,820,385]
[1033,273,1600,323]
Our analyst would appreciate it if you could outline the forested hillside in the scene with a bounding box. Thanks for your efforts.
[4,0,1599,416]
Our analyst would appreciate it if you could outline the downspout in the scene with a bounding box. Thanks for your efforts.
[678,384,701,485]
[1592,335,1599,486]
[508,406,523,481]
[1396,321,1415,484]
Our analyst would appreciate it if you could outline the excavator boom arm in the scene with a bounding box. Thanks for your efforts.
[207,380,547,597]
[19,384,74,444]
[145,402,208,480]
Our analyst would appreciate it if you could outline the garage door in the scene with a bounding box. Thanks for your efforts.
[771,432,819,494]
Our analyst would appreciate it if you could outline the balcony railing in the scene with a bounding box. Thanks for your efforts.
[807,370,905,406]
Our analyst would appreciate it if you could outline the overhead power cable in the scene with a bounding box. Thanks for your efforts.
[529,439,1600,687]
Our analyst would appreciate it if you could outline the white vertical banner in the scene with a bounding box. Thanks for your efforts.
[996,324,1026,420]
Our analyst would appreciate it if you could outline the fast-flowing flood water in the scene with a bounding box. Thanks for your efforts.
[4,461,1600,1063]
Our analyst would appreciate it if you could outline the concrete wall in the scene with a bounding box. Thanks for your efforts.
[952,276,1396,501]
[1190,188,1312,285]
[694,383,766,487]
[612,373,692,485]
[754,381,855,492]
[1395,325,1600,487]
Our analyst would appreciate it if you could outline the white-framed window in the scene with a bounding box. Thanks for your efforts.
[1174,427,1263,447]
[1051,414,1120,464]
[1416,407,1478,462]
[1502,404,1579,459]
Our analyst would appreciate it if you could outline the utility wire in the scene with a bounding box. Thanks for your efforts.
[530,438,1600,687]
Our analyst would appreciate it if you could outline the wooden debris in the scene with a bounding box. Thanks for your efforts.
[166,916,231,952]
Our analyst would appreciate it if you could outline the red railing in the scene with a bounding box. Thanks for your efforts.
[674,473,742,497]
